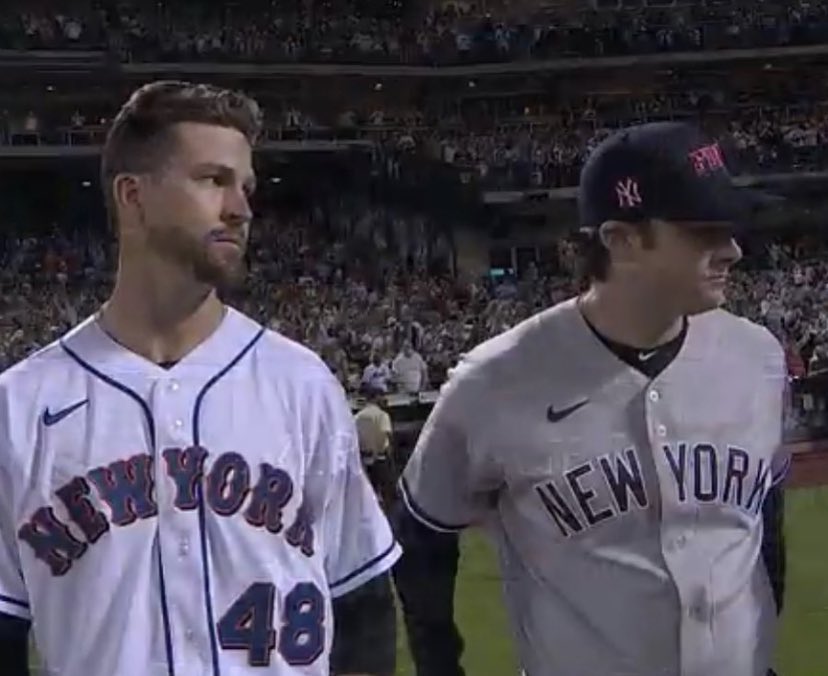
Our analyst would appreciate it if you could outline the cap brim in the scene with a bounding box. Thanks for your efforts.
[743,188,785,212]
[683,185,784,229]
[731,187,785,232]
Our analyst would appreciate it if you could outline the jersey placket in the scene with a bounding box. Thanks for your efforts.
[151,374,210,674]
[644,379,714,676]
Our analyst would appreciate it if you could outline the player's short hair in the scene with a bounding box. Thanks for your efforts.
[101,80,263,229]
[573,220,655,283]
[572,228,610,283]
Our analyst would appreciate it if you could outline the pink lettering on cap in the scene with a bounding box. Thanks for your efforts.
[688,143,725,176]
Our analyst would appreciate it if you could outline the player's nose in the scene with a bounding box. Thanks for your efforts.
[222,186,253,226]
[715,235,742,266]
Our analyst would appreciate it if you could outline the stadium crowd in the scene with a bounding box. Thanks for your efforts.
[2,198,828,399]
[416,105,828,190]
[1,1,828,427]
[2,0,828,64]
[4,92,828,194]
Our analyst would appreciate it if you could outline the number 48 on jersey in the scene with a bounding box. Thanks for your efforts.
[217,582,325,667]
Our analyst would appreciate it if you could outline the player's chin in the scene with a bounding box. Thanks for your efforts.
[218,262,248,290]
[199,256,247,290]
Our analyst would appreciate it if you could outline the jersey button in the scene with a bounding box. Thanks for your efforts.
[648,390,660,402]
[656,424,667,437]
[174,419,184,429]
[179,538,190,556]
[184,629,195,642]
[169,380,180,392]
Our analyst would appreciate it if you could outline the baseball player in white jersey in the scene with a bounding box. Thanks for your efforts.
[393,122,788,676]
[0,81,400,676]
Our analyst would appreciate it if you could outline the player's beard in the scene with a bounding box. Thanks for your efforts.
[146,223,248,292]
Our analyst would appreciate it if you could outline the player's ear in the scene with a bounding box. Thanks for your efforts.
[598,220,639,264]
[112,173,145,226]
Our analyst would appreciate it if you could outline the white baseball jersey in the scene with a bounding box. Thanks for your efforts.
[0,307,400,676]
[401,297,788,676]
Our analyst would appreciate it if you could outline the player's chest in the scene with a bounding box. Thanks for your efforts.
[15,372,329,589]
[494,367,782,534]
[22,374,311,525]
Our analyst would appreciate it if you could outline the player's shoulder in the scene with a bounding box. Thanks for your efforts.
[0,320,87,397]
[690,308,784,365]
[0,320,94,465]
[690,308,782,350]
[253,324,358,464]
[254,321,353,424]
[257,324,340,387]
[443,297,582,408]
[453,297,582,379]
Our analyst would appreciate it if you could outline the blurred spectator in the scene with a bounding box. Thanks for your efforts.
[392,340,429,394]
[354,386,395,505]
[361,352,392,394]
[785,337,808,378]
[809,343,828,376]
[23,111,39,133]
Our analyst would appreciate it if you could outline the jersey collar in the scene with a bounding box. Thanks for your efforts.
[60,306,264,379]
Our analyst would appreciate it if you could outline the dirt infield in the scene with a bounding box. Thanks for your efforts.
[787,439,828,488]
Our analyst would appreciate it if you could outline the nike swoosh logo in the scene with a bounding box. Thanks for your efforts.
[42,399,89,427]
[639,351,657,361]
[547,399,589,423]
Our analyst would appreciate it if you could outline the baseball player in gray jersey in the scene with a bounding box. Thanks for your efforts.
[0,82,399,676]
[392,122,788,676]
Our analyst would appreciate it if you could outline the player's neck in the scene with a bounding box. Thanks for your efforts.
[579,284,684,350]
[100,264,226,365]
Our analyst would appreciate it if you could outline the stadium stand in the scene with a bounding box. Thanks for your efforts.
[1,0,828,447]
[3,0,828,63]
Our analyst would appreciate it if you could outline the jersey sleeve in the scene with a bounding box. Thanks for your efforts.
[399,363,501,532]
[0,523,28,620]
[760,480,786,614]
[760,334,792,616]
[767,333,791,486]
[0,441,30,620]
[316,379,401,598]
[772,377,793,486]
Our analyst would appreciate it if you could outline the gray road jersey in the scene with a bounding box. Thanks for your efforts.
[401,297,788,676]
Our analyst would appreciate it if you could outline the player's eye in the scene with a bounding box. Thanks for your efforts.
[686,226,734,247]
[700,229,734,246]
[200,174,225,186]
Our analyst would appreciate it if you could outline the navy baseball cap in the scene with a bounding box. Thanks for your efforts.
[578,121,775,230]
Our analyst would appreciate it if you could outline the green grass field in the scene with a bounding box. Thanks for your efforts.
[396,486,828,675]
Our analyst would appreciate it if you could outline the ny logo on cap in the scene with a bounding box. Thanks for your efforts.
[615,177,642,208]
[688,143,725,176]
